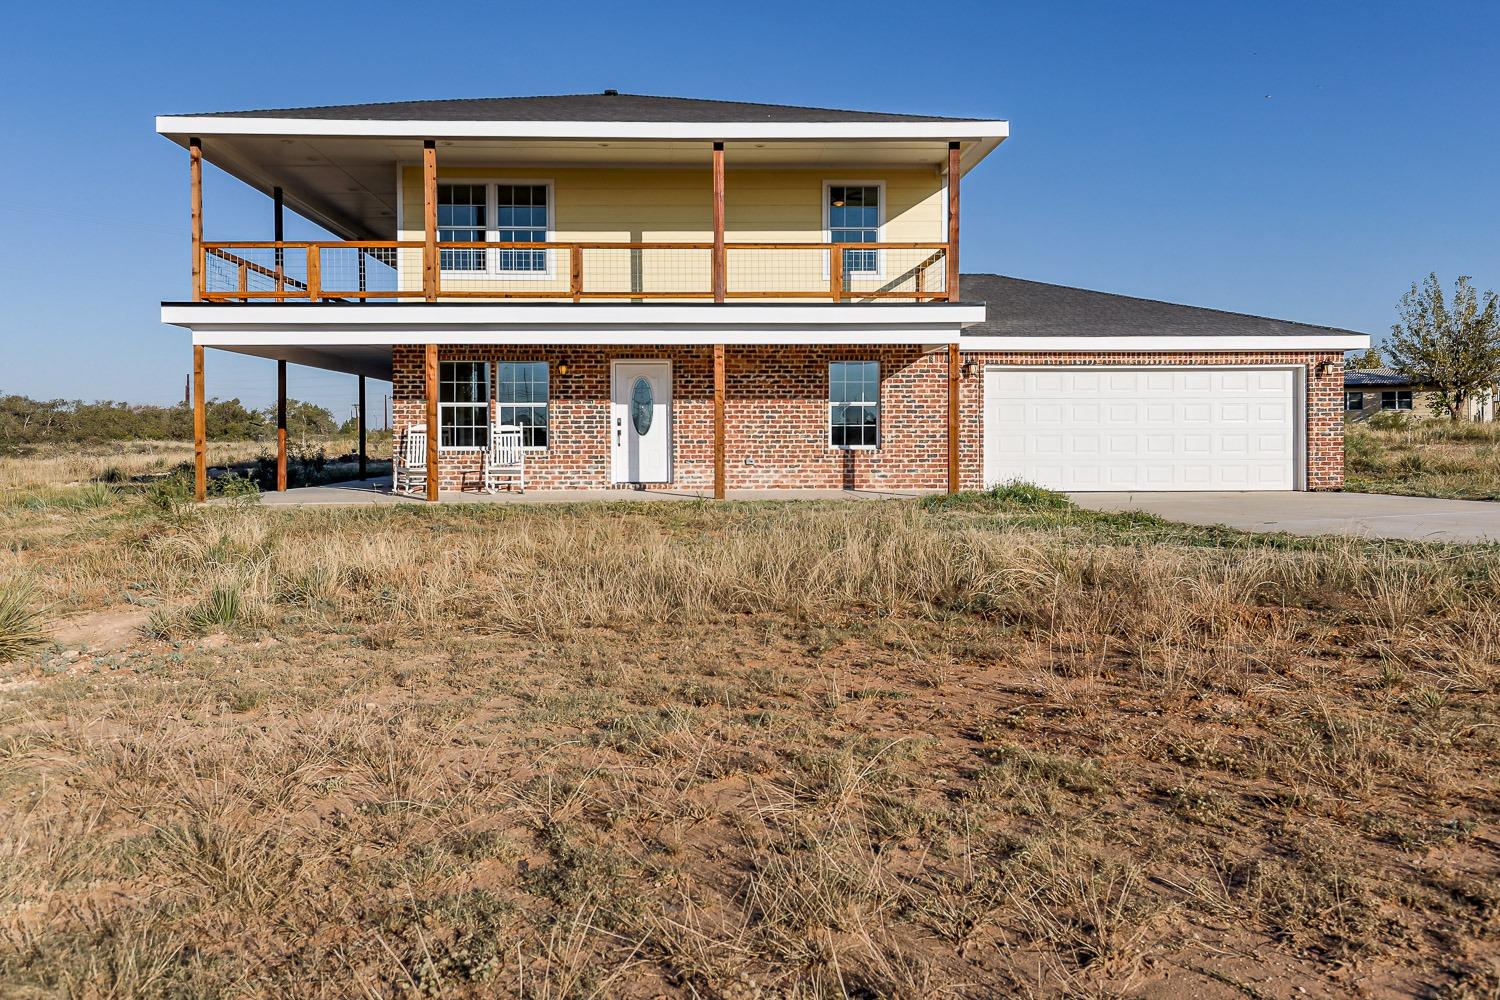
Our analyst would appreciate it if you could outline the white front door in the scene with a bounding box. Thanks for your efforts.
[983,366,1301,491]
[612,361,672,483]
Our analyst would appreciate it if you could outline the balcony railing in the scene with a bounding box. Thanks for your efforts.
[200,241,950,303]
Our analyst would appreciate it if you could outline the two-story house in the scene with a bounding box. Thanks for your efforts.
[158,93,1369,500]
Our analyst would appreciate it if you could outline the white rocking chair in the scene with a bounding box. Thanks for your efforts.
[483,425,526,494]
[394,426,428,496]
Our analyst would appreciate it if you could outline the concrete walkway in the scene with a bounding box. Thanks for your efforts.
[1072,491,1500,544]
[254,476,936,507]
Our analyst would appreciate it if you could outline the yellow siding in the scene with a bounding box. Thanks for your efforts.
[396,166,945,298]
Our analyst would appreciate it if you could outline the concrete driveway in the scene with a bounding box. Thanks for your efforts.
[1071,491,1500,544]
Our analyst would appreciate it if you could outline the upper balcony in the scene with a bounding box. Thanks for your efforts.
[159,93,1009,307]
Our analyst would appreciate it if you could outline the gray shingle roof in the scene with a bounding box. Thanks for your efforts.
[1343,367,1413,387]
[958,274,1367,339]
[189,93,983,123]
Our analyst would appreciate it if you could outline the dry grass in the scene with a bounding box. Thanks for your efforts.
[0,471,1495,997]
[1347,419,1500,500]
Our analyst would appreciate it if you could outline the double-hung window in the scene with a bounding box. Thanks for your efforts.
[829,361,879,448]
[497,362,549,449]
[435,181,552,275]
[496,184,549,272]
[437,184,487,272]
[1345,392,1364,411]
[1381,390,1413,411]
[438,361,490,449]
[828,184,881,275]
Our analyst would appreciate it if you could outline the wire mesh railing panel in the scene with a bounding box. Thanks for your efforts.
[431,245,572,297]
[838,246,948,300]
[578,247,712,298]
[315,245,402,297]
[203,246,309,299]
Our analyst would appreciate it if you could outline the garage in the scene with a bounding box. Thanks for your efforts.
[982,366,1301,492]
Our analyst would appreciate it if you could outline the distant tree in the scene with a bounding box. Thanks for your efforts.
[277,400,338,438]
[1386,273,1500,419]
[1345,345,1386,370]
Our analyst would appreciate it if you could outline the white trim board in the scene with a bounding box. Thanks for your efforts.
[182,326,968,348]
[960,335,1370,352]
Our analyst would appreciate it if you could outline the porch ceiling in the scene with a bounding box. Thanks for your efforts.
[208,344,393,381]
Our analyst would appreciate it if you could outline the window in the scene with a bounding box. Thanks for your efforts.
[439,361,490,449]
[1381,390,1413,411]
[497,362,549,448]
[828,184,881,274]
[435,181,552,274]
[1345,391,1364,411]
[437,184,486,271]
[496,184,550,272]
[829,361,879,448]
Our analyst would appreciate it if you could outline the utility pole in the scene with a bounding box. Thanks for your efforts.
[184,374,190,407]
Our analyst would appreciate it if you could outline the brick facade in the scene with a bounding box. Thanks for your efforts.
[391,345,1345,492]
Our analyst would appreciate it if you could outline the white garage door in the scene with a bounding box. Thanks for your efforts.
[983,367,1300,492]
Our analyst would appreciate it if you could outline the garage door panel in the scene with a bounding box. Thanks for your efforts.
[984,367,1297,492]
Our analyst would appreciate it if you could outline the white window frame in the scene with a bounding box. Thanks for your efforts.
[437,359,491,452]
[828,360,881,450]
[1345,391,1364,411]
[436,178,556,281]
[822,180,885,280]
[495,360,551,452]
[1381,389,1413,411]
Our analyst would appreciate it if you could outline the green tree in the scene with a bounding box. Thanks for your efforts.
[1345,345,1386,370]
[1386,273,1500,419]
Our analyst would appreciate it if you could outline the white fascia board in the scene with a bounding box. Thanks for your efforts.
[959,334,1371,352]
[162,303,985,329]
[156,116,1009,144]
[185,326,965,347]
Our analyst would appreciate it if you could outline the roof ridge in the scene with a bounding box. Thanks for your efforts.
[179,92,983,122]
[962,272,1365,338]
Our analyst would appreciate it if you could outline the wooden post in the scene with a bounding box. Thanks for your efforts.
[272,186,284,292]
[424,344,439,501]
[830,246,843,303]
[713,344,726,499]
[306,245,321,301]
[193,345,206,501]
[276,360,288,491]
[358,376,368,480]
[189,138,203,301]
[947,343,960,493]
[423,140,438,302]
[712,142,726,303]
[946,141,961,302]
[570,246,583,303]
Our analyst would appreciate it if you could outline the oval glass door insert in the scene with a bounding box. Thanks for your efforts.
[630,376,654,435]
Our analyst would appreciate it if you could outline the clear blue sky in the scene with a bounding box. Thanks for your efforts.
[1,0,1496,417]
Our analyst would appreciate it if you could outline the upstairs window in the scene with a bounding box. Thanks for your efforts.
[439,361,490,449]
[829,361,879,448]
[1381,390,1413,411]
[496,184,550,272]
[497,361,550,449]
[828,184,882,274]
[437,184,487,271]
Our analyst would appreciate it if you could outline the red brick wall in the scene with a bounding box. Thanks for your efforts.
[390,345,1345,492]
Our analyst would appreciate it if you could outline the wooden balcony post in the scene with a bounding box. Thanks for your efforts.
[946,141,961,302]
[712,142,726,302]
[189,138,203,302]
[713,344,726,499]
[306,245,321,301]
[424,344,439,501]
[358,375,368,480]
[193,345,206,501]
[570,246,583,303]
[947,343,960,493]
[276,360,288,491]
[423,140,438,302]
[272,186,284,293]
[830,246,843,303]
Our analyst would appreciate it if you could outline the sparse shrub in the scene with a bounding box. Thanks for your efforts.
[0,577,49,662]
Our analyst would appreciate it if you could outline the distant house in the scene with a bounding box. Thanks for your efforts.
[1344,368,1496,422]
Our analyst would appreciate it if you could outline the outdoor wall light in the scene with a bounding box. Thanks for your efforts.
[1314,361,1332,378]
[962,360,977,378]
[556,362,571,376]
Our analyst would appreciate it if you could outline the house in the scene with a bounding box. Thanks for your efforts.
[1344,368,1496,422]
[157,93,1370,499]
